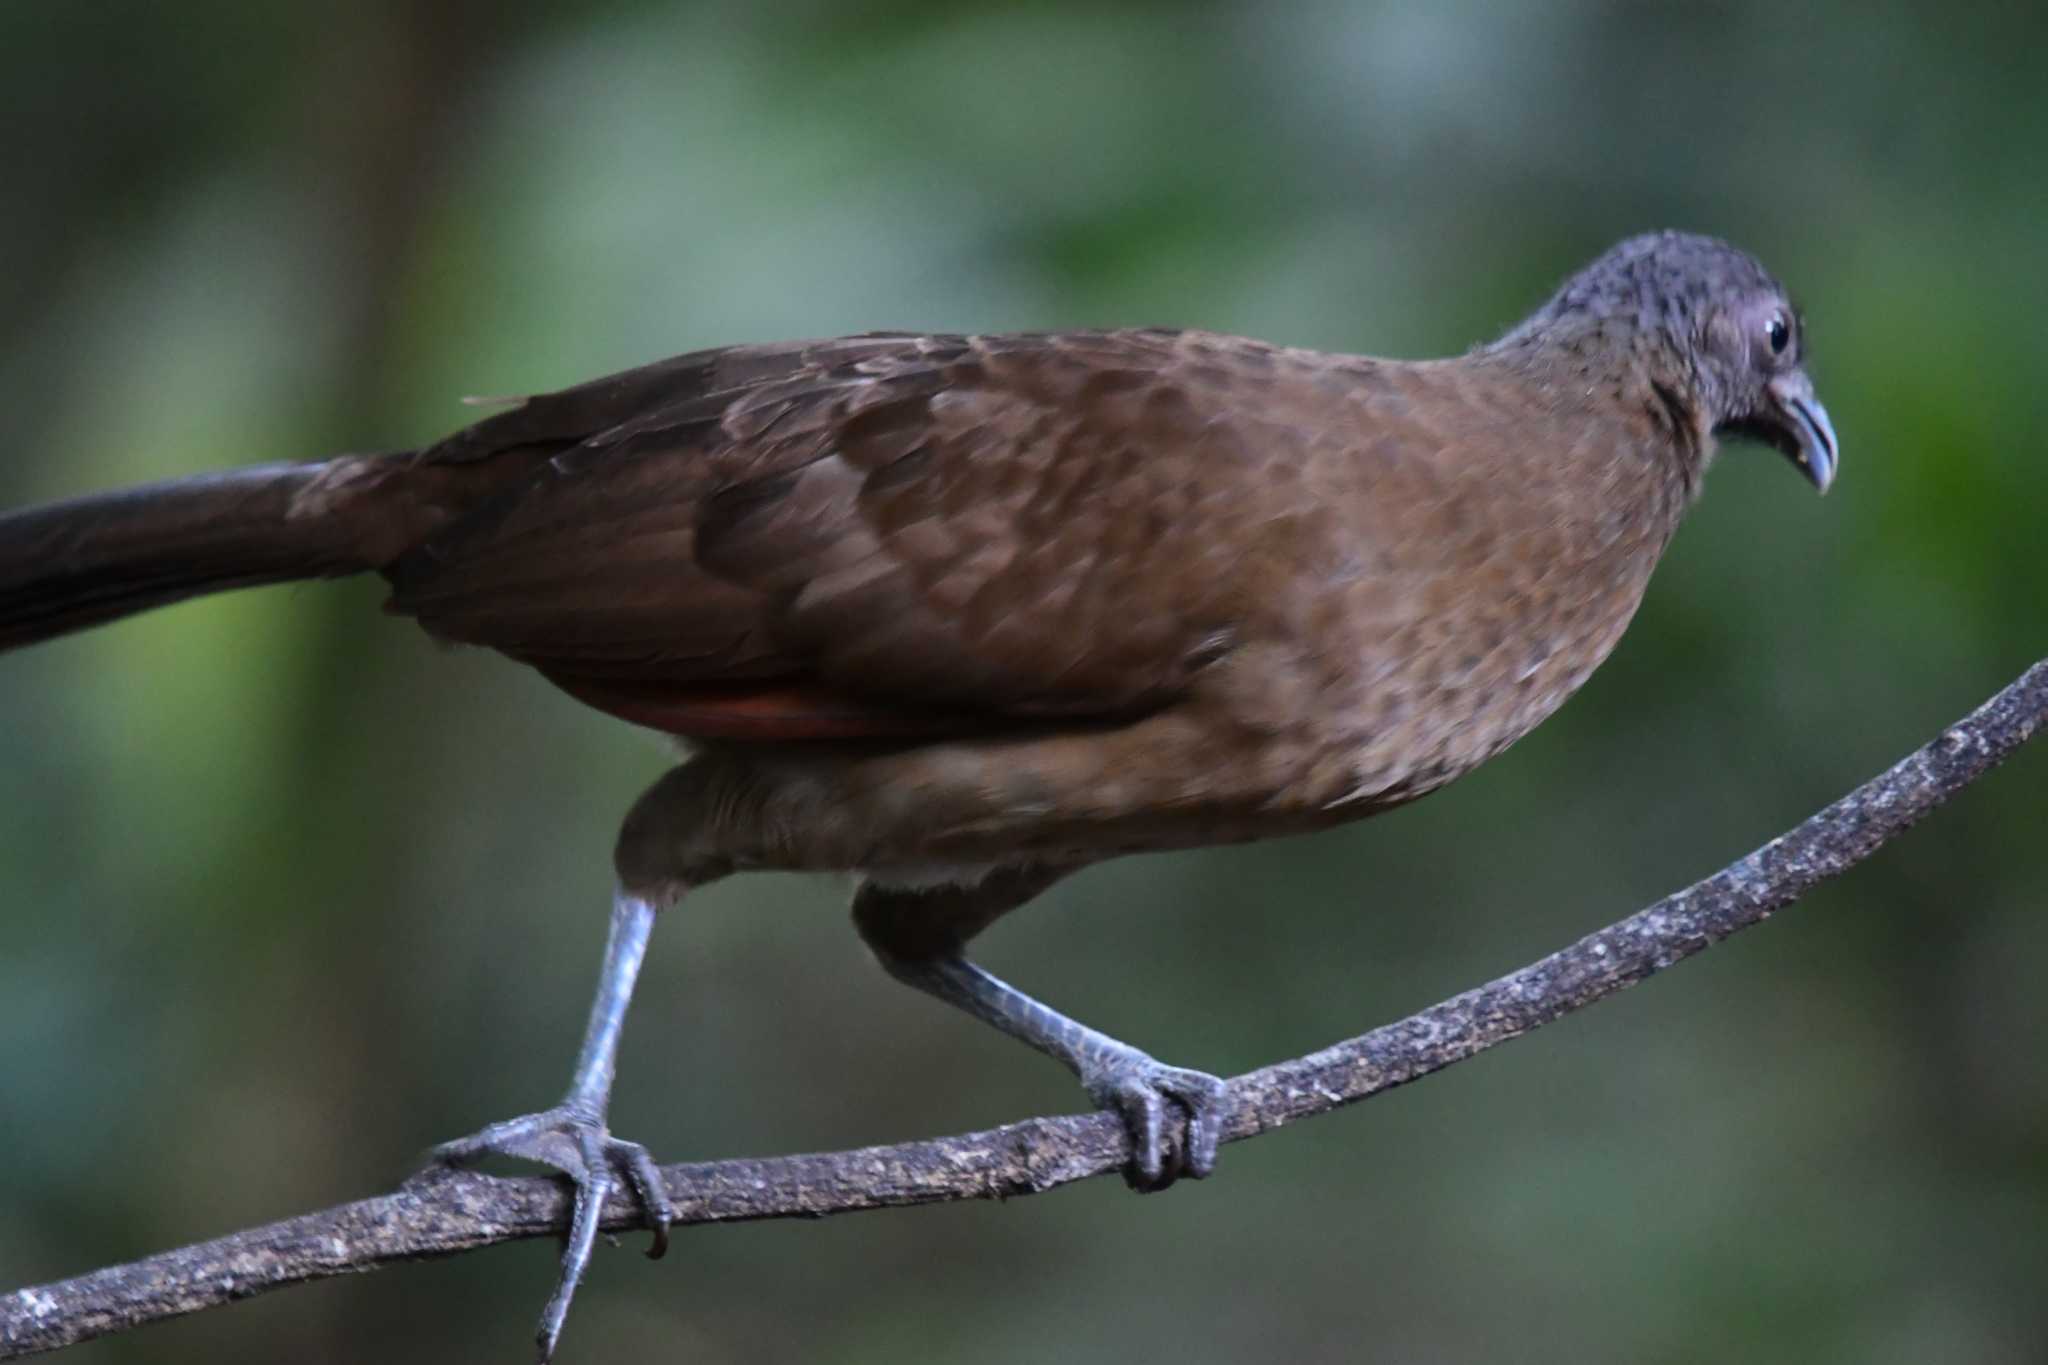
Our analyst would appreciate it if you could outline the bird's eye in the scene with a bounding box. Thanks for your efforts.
[1765,313,1790,357]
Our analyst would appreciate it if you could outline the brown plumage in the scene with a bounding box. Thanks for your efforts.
[0,230,1838,1357]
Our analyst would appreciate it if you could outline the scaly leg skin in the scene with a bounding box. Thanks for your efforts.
[853,875,1228,1189]
[428,888,675,1362]
[879,952,1228,1190]
[853,871,1228,1190]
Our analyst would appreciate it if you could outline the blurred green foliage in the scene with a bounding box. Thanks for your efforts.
[2,2,2044,1360]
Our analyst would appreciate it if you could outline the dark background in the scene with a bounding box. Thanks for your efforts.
[2,2,2044,1360]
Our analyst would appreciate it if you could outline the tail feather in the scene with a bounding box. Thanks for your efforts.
[0,459,388,651]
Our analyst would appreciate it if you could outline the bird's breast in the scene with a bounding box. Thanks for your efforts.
[1200,420,1678,816]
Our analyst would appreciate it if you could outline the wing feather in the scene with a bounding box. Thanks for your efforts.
[386,329,1358,737]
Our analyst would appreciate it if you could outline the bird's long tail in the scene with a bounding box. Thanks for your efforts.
[0,455,413,652]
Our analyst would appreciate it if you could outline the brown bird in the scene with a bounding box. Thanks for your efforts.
[0,230,1836,1357]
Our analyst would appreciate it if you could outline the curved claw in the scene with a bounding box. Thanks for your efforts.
[429,1105,673,1362]
[1085,1057,1230,1192]
[615,1136,673,1260]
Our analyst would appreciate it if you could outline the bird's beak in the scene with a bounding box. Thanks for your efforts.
[1764,373,1839,494]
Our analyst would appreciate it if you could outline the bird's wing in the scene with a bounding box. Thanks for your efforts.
[387,329,1373,739]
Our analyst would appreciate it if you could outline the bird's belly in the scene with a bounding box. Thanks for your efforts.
[1198,549,1659,817]
[1329,591,1647,809]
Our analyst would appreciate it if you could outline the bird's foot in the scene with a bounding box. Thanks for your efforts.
[1080,1049,1229,1192]
[430,1105,673,1362]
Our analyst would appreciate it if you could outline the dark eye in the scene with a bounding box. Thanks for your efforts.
[1765,312,1790,357]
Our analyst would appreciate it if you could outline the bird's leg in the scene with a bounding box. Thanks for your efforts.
[428,886,674,1363]
[894,955,1231,1190]
[853,869,1228,1191]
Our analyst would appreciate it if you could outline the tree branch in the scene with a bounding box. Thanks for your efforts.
[5,658,2044,1359]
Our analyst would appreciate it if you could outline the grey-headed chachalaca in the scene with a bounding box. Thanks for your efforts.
[0,231,1837,1357]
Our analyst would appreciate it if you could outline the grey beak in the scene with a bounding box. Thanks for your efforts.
[1769,375,1839,494]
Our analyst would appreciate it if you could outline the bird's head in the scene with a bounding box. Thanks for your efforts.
[1514,231,1840,493]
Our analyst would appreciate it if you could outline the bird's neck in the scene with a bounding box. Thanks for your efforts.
[1475,319,1714,508]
